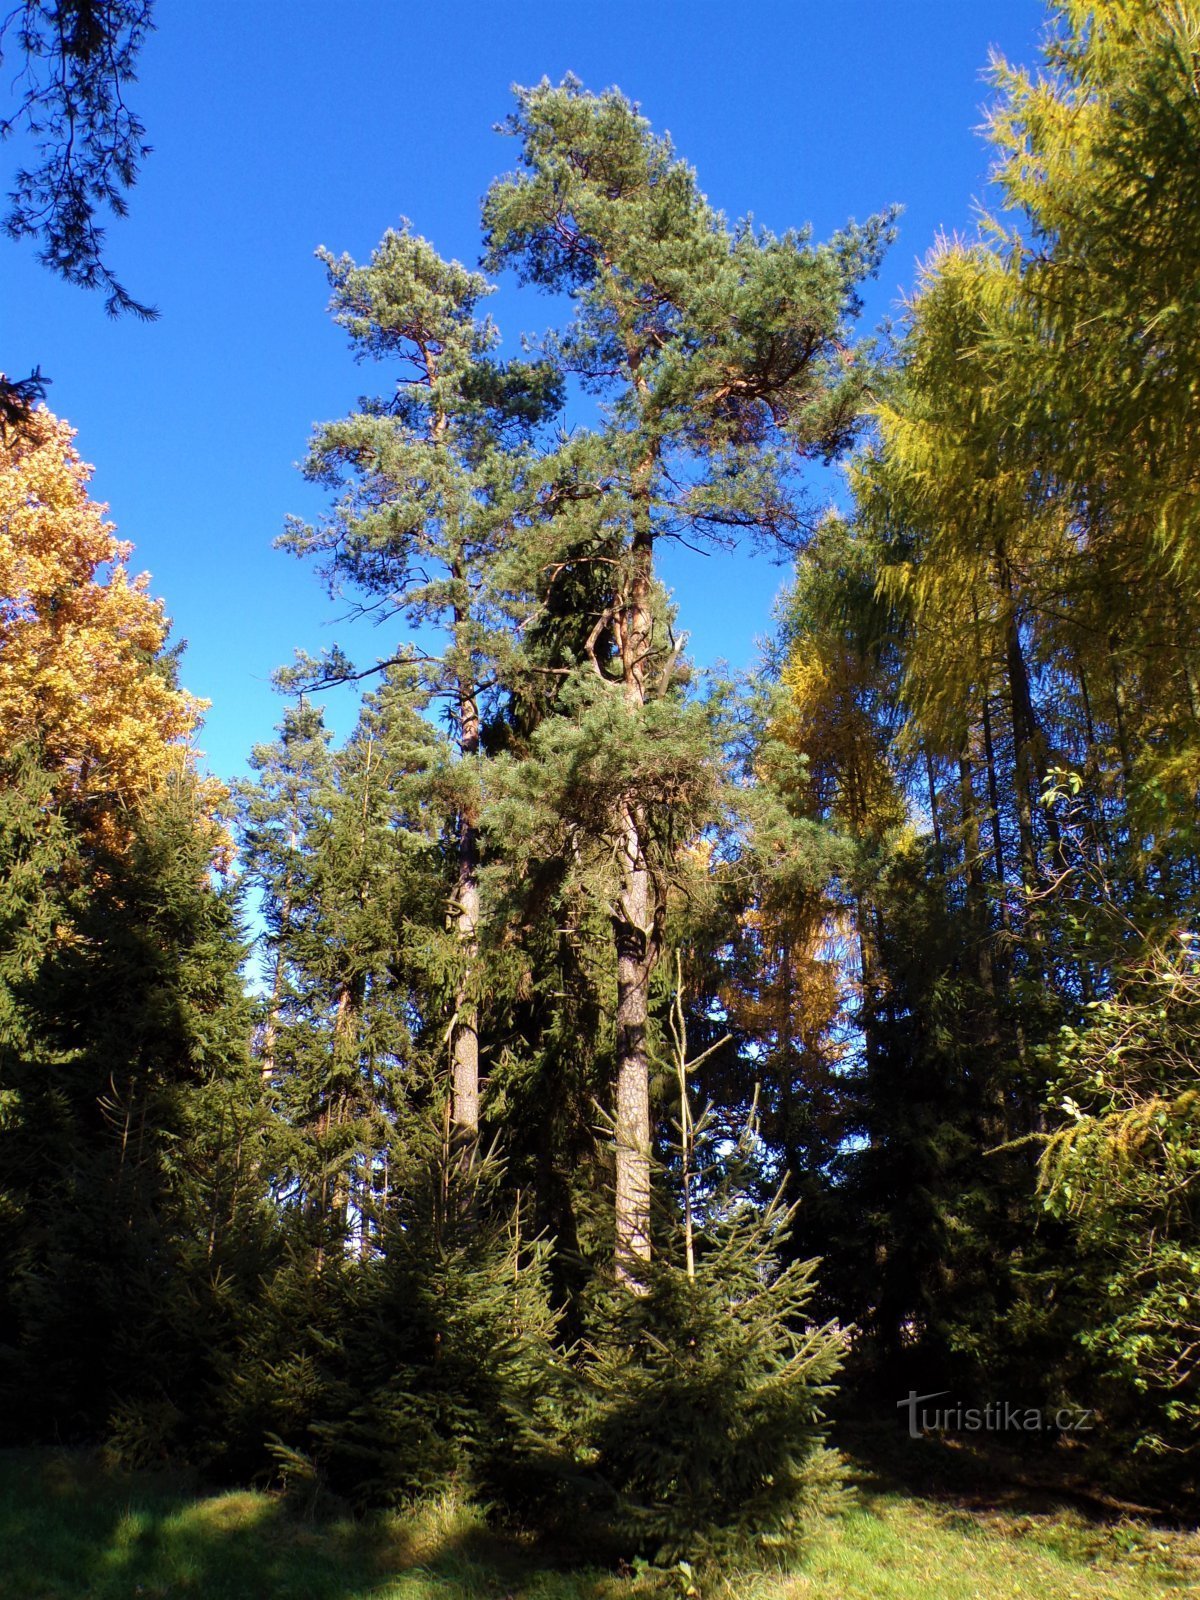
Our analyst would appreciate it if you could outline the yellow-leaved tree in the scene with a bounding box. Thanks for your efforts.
[0,408,207,839]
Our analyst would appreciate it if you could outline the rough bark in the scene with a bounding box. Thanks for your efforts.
[447,543,481,1146]
[611,440,659,1286]
[451,813,480,1140]
[614,799,655,1285]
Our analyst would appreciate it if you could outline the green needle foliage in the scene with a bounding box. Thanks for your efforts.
[10,10,1200,1542]
[280,223,563,1148]
[0,749,270,1461]
[482,74,893,1282]
[224,1140,568,1514]
[573,1181,847,1567]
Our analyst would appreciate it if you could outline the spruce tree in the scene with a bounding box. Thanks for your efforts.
[237,699,334,1090]
[237,671,450,1264]
[571,1108,848,1566]
[0,757,267,1457]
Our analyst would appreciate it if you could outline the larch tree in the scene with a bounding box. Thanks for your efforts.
[482,76,892,1282]
[781,0,1200,1437]
[740,514,905,1233]
[0,407,207,842]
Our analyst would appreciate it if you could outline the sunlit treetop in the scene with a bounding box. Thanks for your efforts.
[0,406,212,842]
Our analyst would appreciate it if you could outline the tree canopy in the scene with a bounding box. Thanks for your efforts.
[3,5,1199,1561]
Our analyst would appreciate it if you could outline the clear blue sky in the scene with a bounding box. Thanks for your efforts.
[4,0,1048,781]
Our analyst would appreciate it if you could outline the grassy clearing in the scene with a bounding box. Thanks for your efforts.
[0,1449,1194,1599]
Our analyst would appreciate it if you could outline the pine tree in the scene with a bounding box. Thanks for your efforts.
[282,228,561,1153]
[483,76,893,1282]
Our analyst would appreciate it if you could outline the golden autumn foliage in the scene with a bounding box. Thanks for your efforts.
[725,901,851,1070]
[0,408,209,838]
[777,651,904,837]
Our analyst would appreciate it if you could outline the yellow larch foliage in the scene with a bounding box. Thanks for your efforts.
[726,901,849,1068]
[0,408,209,835]
[777,650,903,837]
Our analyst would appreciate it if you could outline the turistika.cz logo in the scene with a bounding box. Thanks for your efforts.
[897,1390,1095,1440]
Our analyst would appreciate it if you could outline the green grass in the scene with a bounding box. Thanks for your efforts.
[0,1449,1195,1599]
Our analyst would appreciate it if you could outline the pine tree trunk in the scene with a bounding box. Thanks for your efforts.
[450,596,481,1146]
[612,452,658,1287]
[451,821,480,1139]
[614,799,654,1285]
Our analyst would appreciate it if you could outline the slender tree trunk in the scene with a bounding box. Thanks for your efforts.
[614,799,654,1284]
[1001,583,1069,887]
[856,891,881,1082]
[981,684,1006,895]
[451,819,480,1139]
[427,390,482,1150]
[612,442,659,1286]
[449,593,481,1146]
[1108,639,1135,801]
[957,742,994,996]
[1004,607,1042,897]
[959,736,1011,1137]
[924,744,942,853]
[980,676,1028,1069]
[998,581,1056,1132]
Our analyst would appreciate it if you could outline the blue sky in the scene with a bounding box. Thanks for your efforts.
[4,0,1048,781]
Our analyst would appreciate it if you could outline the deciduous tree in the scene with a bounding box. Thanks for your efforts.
[0,408,206,844]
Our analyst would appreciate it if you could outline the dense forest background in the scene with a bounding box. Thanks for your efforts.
[1,0,1197,1564]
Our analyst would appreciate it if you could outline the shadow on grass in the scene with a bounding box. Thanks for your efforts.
[831,1417,1200,1584]
[832,1416,1178,1519]
[0,1448,583,1600]
[3,1446,1196,1600]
